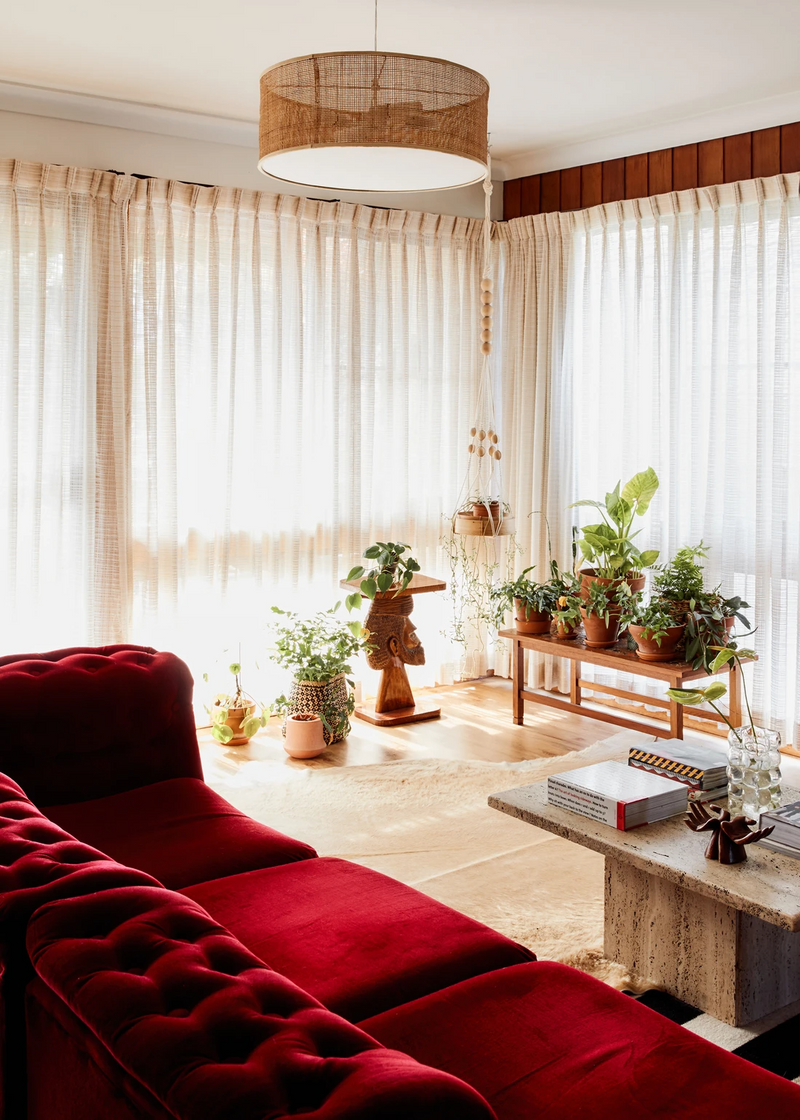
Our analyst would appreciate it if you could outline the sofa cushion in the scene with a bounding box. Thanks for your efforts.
[181,857,534,1022]
[45,778,317,890]
[27,885,496,1120]
[360,961,800,1119]
[0,647,201,804]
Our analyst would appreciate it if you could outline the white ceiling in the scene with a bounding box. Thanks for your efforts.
[3,0,800,178]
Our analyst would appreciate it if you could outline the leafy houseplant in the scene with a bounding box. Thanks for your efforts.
[684,592,751,671]
[489,565,557,634]
[652,542,708,617]
[552,593,582,640]
[580,580,635,649]
[623,599,685,663]
[346,542,421,605]
[270,604,374,745]
[570,468,660,594]
[205,662,270,746]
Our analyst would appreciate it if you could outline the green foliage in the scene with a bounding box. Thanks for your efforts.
[552,592,583,628]
[684,592,751,671]
[489,565,558,627]
[667,642,757,741]
[570,468,660,578]
[347,541,421,601]
[622,599,677,645]
[273,689,356,742]
[652,542,709,603]
[581,579,636,626]
[270,603,374,682]
[204,660,270,744]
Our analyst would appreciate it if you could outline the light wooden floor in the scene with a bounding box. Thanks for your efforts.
[199,677,607,782]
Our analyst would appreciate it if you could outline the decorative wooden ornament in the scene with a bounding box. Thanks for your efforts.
[481,329,492,342]
[684,801,775,864]
[481,316,492,329]
[470,426,477,436]
[477,446,486,456]
[480,278,493,291]
[481,342,492,354]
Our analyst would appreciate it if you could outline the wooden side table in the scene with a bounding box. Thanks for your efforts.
[499,627,750,741]
[339,574,446,727]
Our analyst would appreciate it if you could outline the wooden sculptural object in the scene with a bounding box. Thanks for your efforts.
[684,801,774,864]
[364,594,426,713]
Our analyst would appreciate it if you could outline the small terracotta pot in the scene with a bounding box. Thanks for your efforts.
[473,501,500,520]
[217,702,257,746]
[514,598,551,634]
[579,568,646,601]
[580,608,623,649]
[554,618,580,640]
[283,713,327,759]
[629,623,686,663]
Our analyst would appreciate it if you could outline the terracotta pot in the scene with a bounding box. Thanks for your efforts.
[629,623,686,663]
[514,598,551,635]
[580,607,623,649]
[579,568,647,601]
[473,501,500,520]
[283,713,326,759]
[554,618,580,640]
[214,701,257,746]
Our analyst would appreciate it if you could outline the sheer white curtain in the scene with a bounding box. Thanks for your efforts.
[0,160,483,697]
[501,174,800,743]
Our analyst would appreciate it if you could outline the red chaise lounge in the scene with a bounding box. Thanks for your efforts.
[1,645,798,1119]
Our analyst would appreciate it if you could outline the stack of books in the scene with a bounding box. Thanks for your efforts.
[547,760,688,831]
[628,737,728,803]
[757,801,800,859]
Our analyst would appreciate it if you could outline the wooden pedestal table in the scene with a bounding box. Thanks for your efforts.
[491,778,800,1026]
[339,574,446,727]
[499,627,752,741]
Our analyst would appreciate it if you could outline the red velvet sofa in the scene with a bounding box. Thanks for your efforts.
[1,645,799,1120]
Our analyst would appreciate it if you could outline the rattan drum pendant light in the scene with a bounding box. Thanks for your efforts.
[258,3,489,192]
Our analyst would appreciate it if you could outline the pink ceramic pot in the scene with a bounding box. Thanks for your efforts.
[283,713,326,759]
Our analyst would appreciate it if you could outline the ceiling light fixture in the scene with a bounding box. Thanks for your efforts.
[258,1,489,192]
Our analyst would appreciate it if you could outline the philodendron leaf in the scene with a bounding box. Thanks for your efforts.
[621,467,659,514]
[346,566,365,580]
[638,550,660,568]
[364,545,382,559]
[377,571,393,593]
[361,578,377,599]
[703,681,729,702]
[710,647,737,673]
[666,688,706,706]
[211,724,234,743]
[345,592,362,612]
[347,620,363,638]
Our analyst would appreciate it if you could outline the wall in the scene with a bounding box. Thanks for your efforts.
[0,105,502,220]
[503,122,800,219]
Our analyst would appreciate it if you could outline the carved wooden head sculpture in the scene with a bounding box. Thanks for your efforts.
[684,801,774,865]
[364,596,426,670]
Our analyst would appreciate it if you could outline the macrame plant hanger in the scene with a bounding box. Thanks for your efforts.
[452,146,514,538]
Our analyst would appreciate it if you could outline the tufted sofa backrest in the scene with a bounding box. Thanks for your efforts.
[0,646,202,805]
[27,885,496,1120]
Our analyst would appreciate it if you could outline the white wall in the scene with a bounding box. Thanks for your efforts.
[0,106,503,220]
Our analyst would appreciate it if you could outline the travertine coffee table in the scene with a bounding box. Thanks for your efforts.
[490,779,800,1026]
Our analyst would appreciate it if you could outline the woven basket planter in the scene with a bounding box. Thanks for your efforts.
[281,672,351,746]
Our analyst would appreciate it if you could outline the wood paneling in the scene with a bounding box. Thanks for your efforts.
[560,165,581,210]
[625,154,648,199]
[540,170,561,213]
[602,158,625,203]
[672,143,698,191]
[724,132,752,183]
[752,127,781,178]
[648,148,673,195]
[504,119,800,219]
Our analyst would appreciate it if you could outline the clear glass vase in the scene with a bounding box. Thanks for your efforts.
[726,726,782,820]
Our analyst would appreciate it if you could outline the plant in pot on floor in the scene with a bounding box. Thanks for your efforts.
[204,661,270,746]
[270,603,374,745]
[570,468,660,599]
[489,565,557,634]
[346,541,420,603]
[580,580,635,649]
[622,599,685,662]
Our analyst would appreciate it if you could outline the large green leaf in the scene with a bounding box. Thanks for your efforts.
[638,549,660,568]
[347,620,364,638]
[703,681,729,702]
[377,571,393,593]
[710,647,736,673]
[621,467,659,514]
[666,688,706,706]
[241,715,262,739]
[345,592,362,612]
[364,545,382,559]
[361,577,377,599]
[347,565,365,580]
[211,723,234,743]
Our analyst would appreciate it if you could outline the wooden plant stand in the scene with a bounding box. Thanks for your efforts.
[499,627,753,740]
[340,574,446,727]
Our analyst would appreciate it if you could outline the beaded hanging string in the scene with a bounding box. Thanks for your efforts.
[452,143,507,536]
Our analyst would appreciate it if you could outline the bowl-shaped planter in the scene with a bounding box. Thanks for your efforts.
[629,623,686,663]
[579,568,646,601]
[283,713,326,759]
[514,598,551,635]
[580,608,623,649]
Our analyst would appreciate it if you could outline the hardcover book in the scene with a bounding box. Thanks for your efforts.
[628,737,727,789]
[547,760,687,831]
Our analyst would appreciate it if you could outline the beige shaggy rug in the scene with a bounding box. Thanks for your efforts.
[206,730,653,991]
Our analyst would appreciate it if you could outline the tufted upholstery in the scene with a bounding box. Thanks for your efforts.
[0,647,202,804]
[27,886,497,1120]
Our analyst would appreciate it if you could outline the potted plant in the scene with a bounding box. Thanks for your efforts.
[270,603,374,745]
[552,593,582,640]
[684,591,752,671]
[489,565,557,634]
[651,542,709,621]
[281,712,327,759]
[346,541,421,603]
[570,468,660,598]
[204,661,270,746]
[623,600,685,662]
[580,580,634,649]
